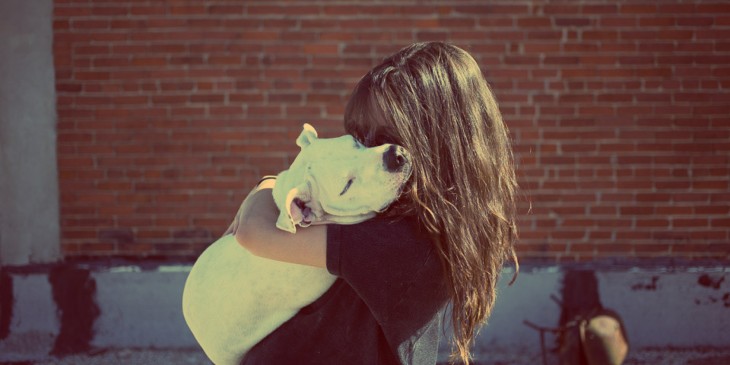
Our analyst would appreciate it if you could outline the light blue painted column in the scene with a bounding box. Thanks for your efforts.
[0,0,60,265]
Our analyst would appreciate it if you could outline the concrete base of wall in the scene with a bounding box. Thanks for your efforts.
[1,263,728,362]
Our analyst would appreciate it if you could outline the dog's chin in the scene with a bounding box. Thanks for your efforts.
[378,177,409,213]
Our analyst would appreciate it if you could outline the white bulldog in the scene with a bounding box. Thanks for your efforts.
[182,124,412,365]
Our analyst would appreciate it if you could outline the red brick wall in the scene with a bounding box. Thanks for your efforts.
[53,1,730,262]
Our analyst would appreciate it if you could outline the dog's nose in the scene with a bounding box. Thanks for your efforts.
[383,145,408,172]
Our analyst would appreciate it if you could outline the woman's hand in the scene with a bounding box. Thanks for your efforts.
[223,178,277,239]
[225,179,328,269]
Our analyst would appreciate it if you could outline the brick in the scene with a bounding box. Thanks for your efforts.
[635,244,671,254]
[636,219,671,228]
[639,17,676,27]
[697,3,730,13]
[517,17,552,27]
[599,17,637,27]
[621,5,657,14]
[555,17,592,27]
[597,244,634,253]
[673,218,709,228]
[527,30,562,40]
[542,5,579,15]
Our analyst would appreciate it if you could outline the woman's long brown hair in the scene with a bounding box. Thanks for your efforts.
[344,42,519,364]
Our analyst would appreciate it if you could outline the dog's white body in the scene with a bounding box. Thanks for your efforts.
[182,124,411,365]
[183,234,336,365]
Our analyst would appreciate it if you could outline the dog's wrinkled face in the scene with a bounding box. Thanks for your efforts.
[273,123,412,233]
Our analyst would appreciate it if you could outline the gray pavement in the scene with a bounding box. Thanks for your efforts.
[32,349,209,365]
[26,347,730,365]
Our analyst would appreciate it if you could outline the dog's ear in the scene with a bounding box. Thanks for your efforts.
[296,123,318,149]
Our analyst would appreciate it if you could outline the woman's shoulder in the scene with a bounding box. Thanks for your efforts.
[336,213,430,246]
[326,213,440,278]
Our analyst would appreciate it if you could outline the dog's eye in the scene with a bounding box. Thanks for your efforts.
[339,178,354,196]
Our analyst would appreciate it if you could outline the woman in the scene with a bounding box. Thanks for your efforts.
[229,42,519,364]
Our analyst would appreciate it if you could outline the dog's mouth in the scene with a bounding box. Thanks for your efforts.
[291,197,314,227]
[292,197,368,227]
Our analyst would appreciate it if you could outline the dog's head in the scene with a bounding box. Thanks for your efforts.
[272,123,412,233]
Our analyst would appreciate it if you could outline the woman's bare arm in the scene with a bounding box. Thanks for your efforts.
[225,179,327,268]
